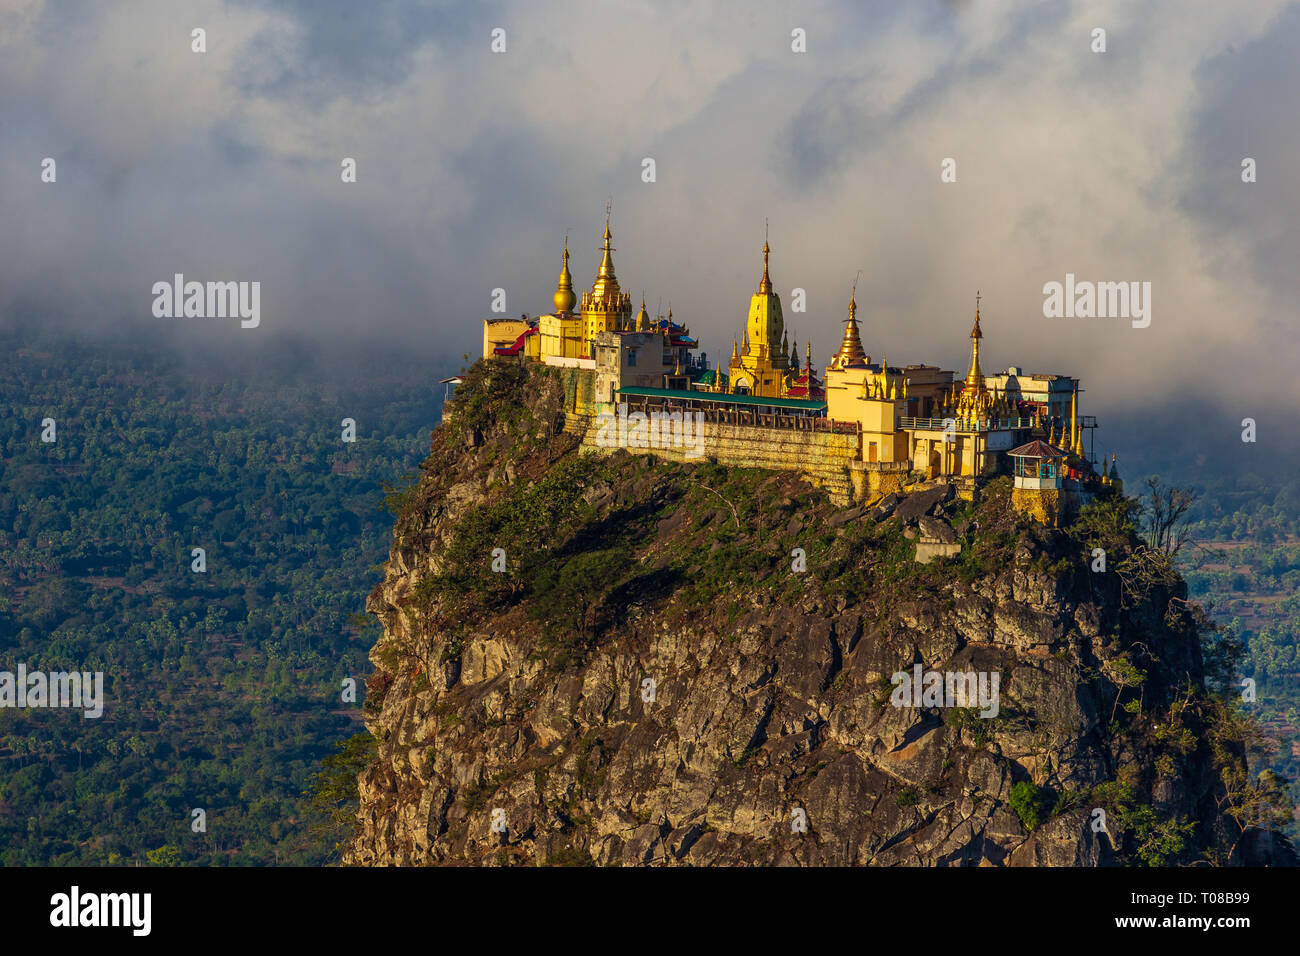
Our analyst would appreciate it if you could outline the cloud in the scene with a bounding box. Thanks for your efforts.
[1,0,1296,455]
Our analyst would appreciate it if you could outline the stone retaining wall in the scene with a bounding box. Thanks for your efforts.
[578,416,860,505]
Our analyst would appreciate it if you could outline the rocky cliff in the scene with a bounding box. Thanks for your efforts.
[345,361,1292,866]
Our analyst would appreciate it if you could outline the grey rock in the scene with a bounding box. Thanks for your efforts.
[894,484,954,524]
[918,515,957,543]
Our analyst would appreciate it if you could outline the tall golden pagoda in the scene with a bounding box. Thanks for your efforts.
[955,292,994,420]
[727,227,791,397]
[581,203,633,348]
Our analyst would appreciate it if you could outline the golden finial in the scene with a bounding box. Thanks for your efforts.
[592,205,619,298]
[759,222,773,294]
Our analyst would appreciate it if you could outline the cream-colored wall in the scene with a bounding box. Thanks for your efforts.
[482,318,530,359]
[826,364,955,424]
[825,367,869,422]
[539,313,584,359]
[986,370,1075,418]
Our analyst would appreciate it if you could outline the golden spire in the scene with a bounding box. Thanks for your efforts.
[1070,384,1084,457]
[553,235,576,314]
[636,295,649,331]
[832,275,867,369]
[966,290,985,389]
[758,220,773,294]
[591,203,619,300]
[731,338,740,362]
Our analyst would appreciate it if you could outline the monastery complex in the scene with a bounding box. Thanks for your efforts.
[480,212,1122,526]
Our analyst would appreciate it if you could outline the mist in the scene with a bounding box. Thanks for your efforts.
[3,0,1297,465]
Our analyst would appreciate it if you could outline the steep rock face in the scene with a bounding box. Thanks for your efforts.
[345,363,1288,867]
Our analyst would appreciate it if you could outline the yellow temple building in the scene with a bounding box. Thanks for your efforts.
[725,235,795,398]
[581,210,634,343]
[478,210,1118,523]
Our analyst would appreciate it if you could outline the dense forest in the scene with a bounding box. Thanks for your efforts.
[0,323,456,864]
[1171,474,1300,835]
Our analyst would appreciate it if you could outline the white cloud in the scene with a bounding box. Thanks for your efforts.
[2,0,1296,426]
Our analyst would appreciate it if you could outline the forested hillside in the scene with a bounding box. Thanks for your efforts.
[0,323,455,864]
[1165,473,1300,837]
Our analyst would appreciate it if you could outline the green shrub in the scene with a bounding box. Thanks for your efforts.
[1009,781,1053,831]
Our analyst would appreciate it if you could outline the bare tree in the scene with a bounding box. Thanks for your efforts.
[1141,476,1197,557]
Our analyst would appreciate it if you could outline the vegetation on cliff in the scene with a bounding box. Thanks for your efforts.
[347,360,1293,866]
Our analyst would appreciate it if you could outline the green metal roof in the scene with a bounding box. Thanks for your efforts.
[616,385,826,411]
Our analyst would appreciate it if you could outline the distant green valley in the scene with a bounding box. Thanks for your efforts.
[0,324,456,864]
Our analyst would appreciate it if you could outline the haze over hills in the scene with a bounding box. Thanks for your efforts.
[0,320,459,864]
